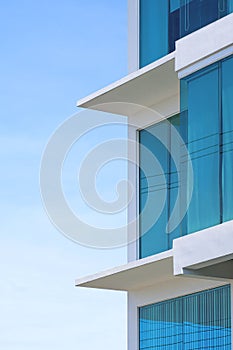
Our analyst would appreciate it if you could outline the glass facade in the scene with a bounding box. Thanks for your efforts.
[139,115,187,258]
[139,121,169,257]
[139,55,233,259]
[139,285,231,350]
[181,55,233,234]
[182,65,220,234]
[139,0,233,68]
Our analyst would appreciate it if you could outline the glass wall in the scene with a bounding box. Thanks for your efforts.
[139,55,233,259]
[182,65,220,234]
[181,55,233,235]
[139,285,231,350]
[139,115,186,258]
[139,0,233,68]
[139,121,169,257]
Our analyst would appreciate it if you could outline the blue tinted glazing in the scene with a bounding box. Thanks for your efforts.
[139,56,233,258]
[139,115,186,258]
[185,66,220,233]
[139,0,168,67]
[180,57,233,237]
[139,122,169,258]
[170,0,181,11]
[139,285,231,350]
[222,56,233,221]
[229,0,233,11]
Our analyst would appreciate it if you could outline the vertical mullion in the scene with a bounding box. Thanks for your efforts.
[219,61,223,224]
[167,120,171,250]
[168,0,171,54]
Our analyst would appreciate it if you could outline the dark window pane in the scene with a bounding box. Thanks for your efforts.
[180,0,228,38]
[169,1,180,52]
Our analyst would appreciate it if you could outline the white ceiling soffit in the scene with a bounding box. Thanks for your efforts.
[76,53,179,117]
[75,251,173,291]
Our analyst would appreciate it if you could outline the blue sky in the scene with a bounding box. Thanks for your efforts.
[0,1,128,349]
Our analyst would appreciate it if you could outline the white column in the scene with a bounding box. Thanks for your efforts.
[128,0,139,73]
[127,123,139,262]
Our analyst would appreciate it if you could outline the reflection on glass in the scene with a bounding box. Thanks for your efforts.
[180,55,233,235]
[139,55,233,258]
[139,115,186,258]
[184,65,220,233]
[139,121,169,257]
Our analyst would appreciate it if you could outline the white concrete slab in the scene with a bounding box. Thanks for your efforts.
[75,250,173,291]
[76,53,178,117]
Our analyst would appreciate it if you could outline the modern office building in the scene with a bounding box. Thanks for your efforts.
[76,1,233,349]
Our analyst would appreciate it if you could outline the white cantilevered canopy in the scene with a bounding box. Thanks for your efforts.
[76,221,233,292]
[76,53,179,117]
[75,250,173,291]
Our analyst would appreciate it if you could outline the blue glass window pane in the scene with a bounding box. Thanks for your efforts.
[185,66,220,233]
[229,0,233,12]
[139,122,169,258]
[170,0,181,11]
[139,285,231,350]
[139,114,187,257]
[222,56,233,221]
[139,0,169,67]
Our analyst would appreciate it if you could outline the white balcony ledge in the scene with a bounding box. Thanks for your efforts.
[76,221,233,292]
[75,250,173,291]
[176,13,233,78]
[76,52,178,117]
[173,220,233,276]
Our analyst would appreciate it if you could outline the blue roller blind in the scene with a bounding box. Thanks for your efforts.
[139,285,231,350]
